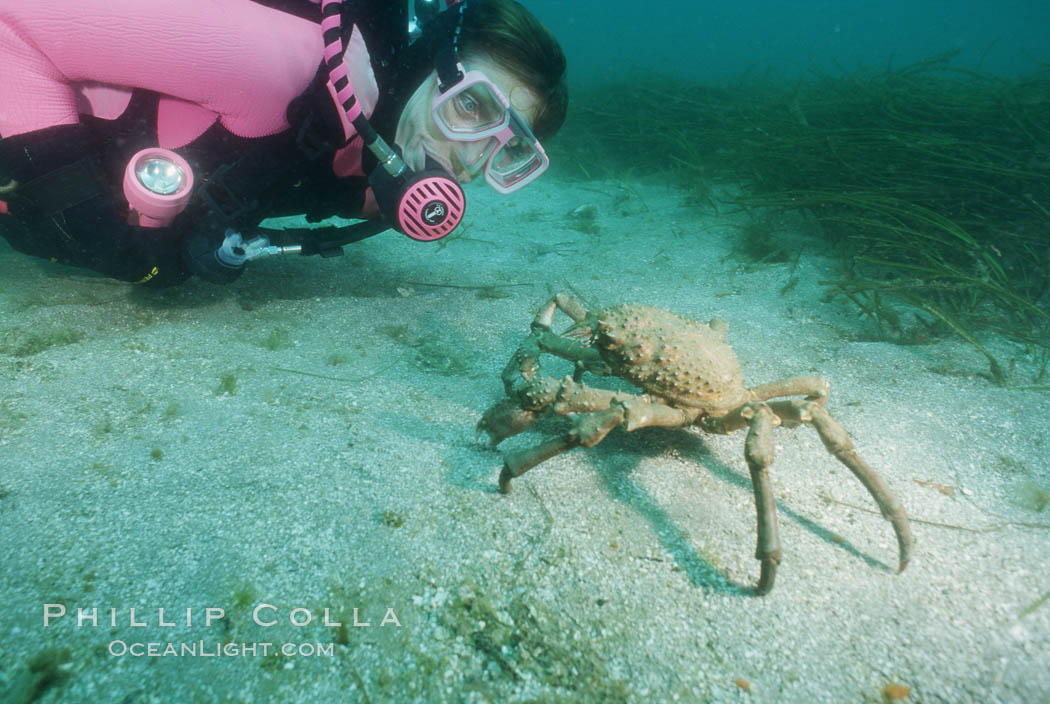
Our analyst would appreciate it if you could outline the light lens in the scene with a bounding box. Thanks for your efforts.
[136,158,186,196]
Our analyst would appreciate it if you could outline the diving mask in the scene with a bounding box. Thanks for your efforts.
[430,64,549,194]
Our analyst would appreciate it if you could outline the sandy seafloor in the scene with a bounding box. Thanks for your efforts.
[0,175,1048,704]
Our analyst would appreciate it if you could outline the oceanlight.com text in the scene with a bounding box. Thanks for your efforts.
[107,640,335,658]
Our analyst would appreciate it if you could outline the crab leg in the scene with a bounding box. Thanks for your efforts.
[749,375,829,405]
[805,404,915,571]
[765,399,915,572]
[550,291,592,323]
[499,406,625,493]
[499,434,578,493]
[743,403,782,595]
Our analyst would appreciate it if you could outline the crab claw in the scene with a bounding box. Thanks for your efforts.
[563,316,598,339]
[476,400,540,447]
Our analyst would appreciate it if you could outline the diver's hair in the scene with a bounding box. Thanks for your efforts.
[458,0,568,140]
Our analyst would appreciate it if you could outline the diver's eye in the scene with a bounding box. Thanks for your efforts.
[439,86,505,133]
[456,93,479,117]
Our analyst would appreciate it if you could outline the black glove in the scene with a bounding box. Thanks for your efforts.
[181,231,247,285]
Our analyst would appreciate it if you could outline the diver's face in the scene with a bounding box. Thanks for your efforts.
[395,57,540,183]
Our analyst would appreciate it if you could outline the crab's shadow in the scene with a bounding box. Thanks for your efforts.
[455,419,891,596]
[589,439,748,595]
[610,428,891,578]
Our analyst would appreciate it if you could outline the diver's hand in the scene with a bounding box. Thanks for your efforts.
[182,230,247,284]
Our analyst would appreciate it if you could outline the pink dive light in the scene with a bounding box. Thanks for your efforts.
[123,148,194,228]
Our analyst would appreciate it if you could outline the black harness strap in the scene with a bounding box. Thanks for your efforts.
[14,158,103,215]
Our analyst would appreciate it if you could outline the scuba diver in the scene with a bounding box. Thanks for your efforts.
[0,0,567,285]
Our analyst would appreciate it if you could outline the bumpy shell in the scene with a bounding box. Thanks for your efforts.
[595,305,748,412]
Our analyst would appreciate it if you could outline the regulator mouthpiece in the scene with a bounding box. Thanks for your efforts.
[367,155,465,242]
[396,172,465,241]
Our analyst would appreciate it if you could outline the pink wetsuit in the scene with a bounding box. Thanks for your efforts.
[0,0,375,150]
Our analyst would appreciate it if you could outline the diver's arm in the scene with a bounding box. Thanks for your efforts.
[0,0,320,139]
[0,124,192,285]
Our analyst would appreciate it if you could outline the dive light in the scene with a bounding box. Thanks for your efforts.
[123,148,194,228]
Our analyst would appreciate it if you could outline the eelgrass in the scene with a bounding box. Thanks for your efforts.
[560,53,1050,384]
